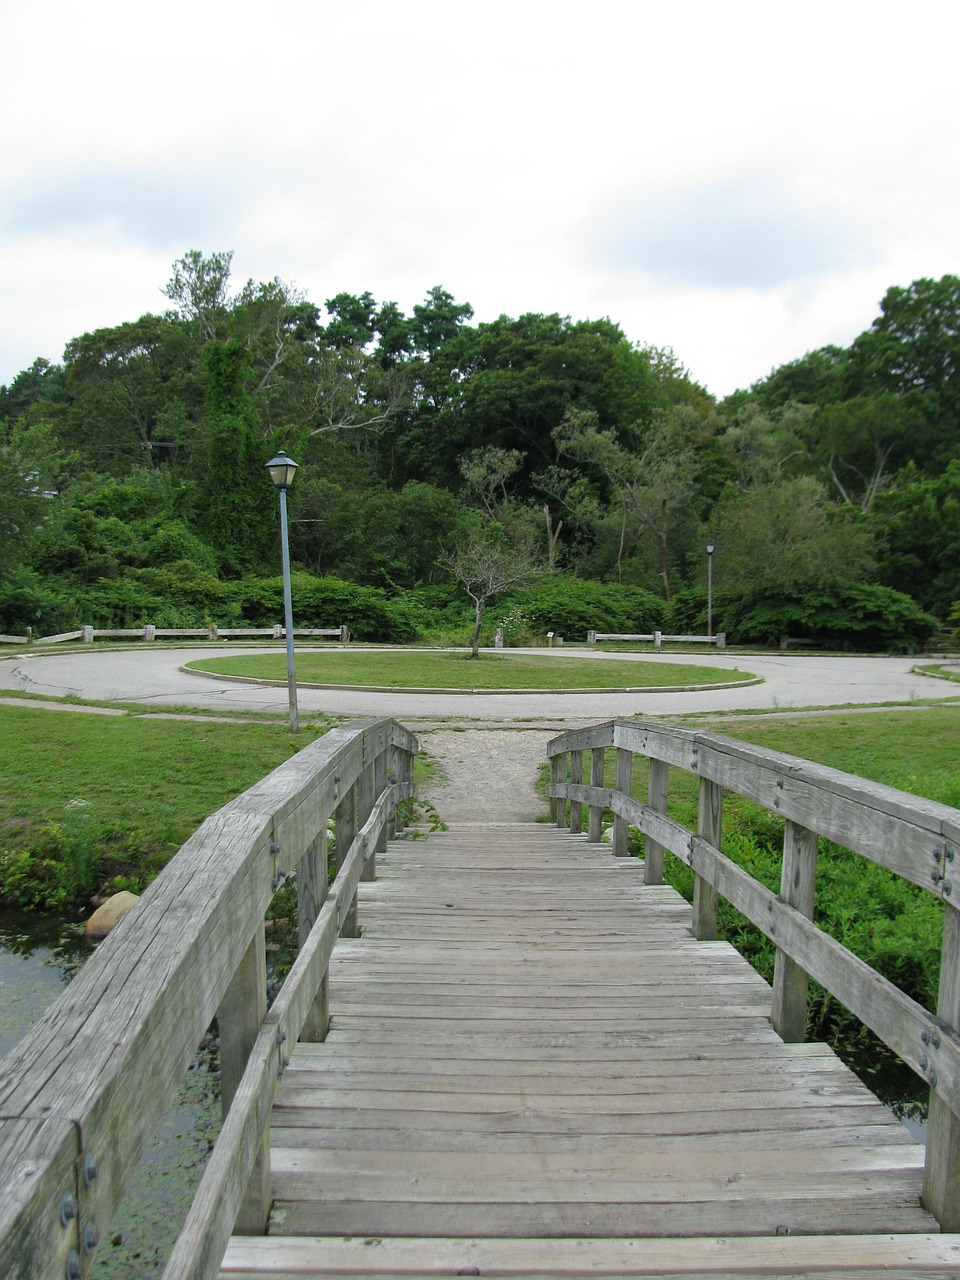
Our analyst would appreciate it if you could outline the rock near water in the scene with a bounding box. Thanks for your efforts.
[85,891,140,941]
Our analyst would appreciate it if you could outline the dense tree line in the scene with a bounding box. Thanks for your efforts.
[1,252,956,649]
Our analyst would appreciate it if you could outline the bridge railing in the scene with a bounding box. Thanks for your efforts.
[547,718,960,1230]
[0,716,417,1280]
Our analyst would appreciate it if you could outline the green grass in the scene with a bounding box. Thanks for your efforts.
[0,708,334,910]
[914,662,960,684]
[186,650,754,690]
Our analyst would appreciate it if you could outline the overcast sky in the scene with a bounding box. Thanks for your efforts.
[2,0,958,398]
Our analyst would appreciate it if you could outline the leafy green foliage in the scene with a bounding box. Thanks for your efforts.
[229,573,416,641]
[500,578,662,641]
[723,582,937,651]
[3,254,959,646]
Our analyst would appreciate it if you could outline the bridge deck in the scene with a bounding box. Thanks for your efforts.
[221,822,957,1278]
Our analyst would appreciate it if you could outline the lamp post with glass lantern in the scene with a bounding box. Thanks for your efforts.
[706,540,715,640]
[266,450,299,733]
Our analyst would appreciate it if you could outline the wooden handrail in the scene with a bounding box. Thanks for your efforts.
[0,717,417,1280]
[547,718,960,1229]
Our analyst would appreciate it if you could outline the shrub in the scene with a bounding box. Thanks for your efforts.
[0,568,76,636]
[499,577,663,642]
[228,574,417,642]
[724,583,937,652]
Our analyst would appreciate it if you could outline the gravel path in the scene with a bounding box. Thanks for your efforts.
[415,726,559,823]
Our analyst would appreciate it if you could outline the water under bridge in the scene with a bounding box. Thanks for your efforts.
[3,716,960,1278]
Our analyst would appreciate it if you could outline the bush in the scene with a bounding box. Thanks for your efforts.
[499,577,663,643]
[724,583,937,652]
[228,574,417,642]
[0,568,76,636]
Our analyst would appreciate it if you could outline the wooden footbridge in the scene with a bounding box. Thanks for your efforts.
[4,717,960,1278]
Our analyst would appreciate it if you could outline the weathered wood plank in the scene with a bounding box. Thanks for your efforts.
[222,1231,960,1277]
[254,819,935,1267]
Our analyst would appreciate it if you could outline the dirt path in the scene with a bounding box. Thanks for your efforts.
[415,726,558,823]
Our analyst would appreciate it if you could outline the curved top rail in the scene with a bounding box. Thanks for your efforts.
[0,716,417,1280]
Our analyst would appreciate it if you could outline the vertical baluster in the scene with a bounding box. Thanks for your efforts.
[358,748,377,883]
[569,750,583,834]
[771,819,818,1041]
[923,900,960,1228]
[693,777,722,939]
[335,783,359,937]
[217,925,269,1232]
[644,758,669,885]
[297,831,329,1041]
[554,751,568,828]
[588,747,605,842]
[612,748,632,857]
[375,745,389,857]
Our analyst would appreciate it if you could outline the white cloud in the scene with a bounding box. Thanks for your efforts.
[2,0,959,396]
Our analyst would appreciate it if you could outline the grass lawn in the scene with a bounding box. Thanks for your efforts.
[0,707,334,908]
[185,649,754,690]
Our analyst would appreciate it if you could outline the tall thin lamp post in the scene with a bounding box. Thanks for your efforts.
[706,540,715,640]
[266,450,300,733]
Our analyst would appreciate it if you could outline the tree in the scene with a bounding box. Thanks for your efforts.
[554,408,698,598]
[871,460,960,617]
[61,314,194,469]
[458,447,525,520]
[749,345,848,410]
[439,518,539,657]
[816,394,917,511]
[162,250,234,342]
[846,275,960,469]
[711,477,875,598]
[194,342,276,575]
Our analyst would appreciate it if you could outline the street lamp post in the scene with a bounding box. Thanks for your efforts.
[266,451,300,733]
[706,540,715,640]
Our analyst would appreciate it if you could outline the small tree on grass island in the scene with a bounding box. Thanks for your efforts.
[439,520,540,657]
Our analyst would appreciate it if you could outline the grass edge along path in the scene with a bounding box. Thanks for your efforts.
[185,649,756,691]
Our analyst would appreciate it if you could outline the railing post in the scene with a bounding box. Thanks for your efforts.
[923,900,960,1228]
[217,923,270,1233]
[569,750,583,834]
[386,743,399,840]
[588,747,605,842]
[554,752,568,828]
[359,749,378,882]
[693,777,723,939]
[297,832,330,1041]
[771,819,818,1041]
[612,748,632,857]
[393,745,411,835]
[644,758,669,885]
[335,783,359,937]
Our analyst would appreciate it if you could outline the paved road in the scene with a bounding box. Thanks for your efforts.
[0,645,952,722]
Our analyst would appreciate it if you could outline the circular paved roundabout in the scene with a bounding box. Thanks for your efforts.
[0,645,952,723]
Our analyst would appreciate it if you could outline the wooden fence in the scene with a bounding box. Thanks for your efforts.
[0,717,416,1280]
[587,630,726,647]
[547,718,960,1230]
[0,623,350,646]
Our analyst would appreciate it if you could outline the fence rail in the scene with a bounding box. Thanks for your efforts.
[587,630,726,648]
[0,717,416,1280]
[546,718,960,1231]
[0,623,350,646]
